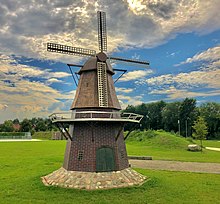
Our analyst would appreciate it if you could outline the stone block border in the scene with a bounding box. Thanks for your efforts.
[42,167,147,190]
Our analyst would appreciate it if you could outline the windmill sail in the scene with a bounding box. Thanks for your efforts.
[97,11,107,52]
[97,62,108,107]
[109,56,149,67]
[47,43,96,57]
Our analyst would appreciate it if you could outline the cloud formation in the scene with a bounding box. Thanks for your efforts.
[120,69,153,81]
[1,0,220,62]
[117,94,143,109]
[116,87,133,93]
[150,86,220,100]
[178,45,220,66]
[146,45,220,99]
[0,54,74,122]
[0,1,220,121]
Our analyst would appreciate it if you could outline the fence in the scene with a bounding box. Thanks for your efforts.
[0,132,32,140]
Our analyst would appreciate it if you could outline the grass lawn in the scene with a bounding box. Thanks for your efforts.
[0,141,220,204]
[126,130,220,163]
[126,143,220,163]
[202,140,220,148]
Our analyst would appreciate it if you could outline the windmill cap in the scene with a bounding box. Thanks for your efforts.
[78,57,115,75]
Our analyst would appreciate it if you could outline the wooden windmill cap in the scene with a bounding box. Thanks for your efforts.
[78,56,115,75]
[97,52,107,62]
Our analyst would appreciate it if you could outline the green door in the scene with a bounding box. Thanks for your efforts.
[96,147,115,172]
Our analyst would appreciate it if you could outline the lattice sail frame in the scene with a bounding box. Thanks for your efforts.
[47,43,96,57]
[97,62,108,107]
[97,11,107,52]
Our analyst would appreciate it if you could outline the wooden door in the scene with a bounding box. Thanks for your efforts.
[96,147,115,172]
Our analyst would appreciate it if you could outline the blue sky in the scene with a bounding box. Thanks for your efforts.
[0,0,220,123]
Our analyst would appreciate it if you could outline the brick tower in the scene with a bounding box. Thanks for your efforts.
[42,11,149,189]
[63,55,128,172]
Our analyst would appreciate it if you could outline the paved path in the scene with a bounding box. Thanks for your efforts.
[129,160,220,174]
[205,147,220,152]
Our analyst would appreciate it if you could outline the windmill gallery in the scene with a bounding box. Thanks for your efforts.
[42,11,149,190]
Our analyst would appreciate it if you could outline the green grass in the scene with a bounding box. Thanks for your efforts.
[0,141,219,204]
[201,140,220,148]
[32,131,53,140]
[126,130,220,163]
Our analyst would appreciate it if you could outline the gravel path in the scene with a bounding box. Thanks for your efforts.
[129,160,220,174]
[205,147,220,152]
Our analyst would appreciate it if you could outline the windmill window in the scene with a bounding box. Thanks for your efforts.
[120,151,125,159]
[78,150,84,161]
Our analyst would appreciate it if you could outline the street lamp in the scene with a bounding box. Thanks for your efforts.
[178,119,180,136]
[146,115,150,130]
[185,117,190,137]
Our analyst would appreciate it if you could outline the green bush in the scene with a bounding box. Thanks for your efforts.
[0,132,27,136]
[126,130,190,149]
[32,131,53,140]
[186,137,195,143]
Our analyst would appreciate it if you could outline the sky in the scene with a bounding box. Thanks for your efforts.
[0,0,220,123]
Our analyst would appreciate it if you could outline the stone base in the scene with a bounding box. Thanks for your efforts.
[41,167,147,190]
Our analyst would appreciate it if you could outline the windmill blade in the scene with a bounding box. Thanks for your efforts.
[97,62,108,107]
[97,11,107,52]
[47,43,96,57]
[109,56,150,67]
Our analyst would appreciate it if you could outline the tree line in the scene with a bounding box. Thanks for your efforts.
[0,118,57,135]
[0,98,219,139]
[123,98,220,140]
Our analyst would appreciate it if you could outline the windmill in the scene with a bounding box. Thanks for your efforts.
[42,11,149,190]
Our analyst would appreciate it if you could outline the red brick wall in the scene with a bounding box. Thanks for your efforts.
[63,122,129,172]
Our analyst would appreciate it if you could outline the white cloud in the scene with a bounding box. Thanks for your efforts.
[126,0,220,36]
[131,53,140,60]
[0,0,220,62]
[120,69,153,81]
[117,94,143,109]
[0,54,71,81]
[146,69,220,90]
[145,45,220,100]
[147,45,220,91]
[0,55,75,123]
[115,87,133,93]
[1,1,220,120]
[150,86,220,100]
[46,78,64,84]
[0,104,8,111]
[177,45,220,66]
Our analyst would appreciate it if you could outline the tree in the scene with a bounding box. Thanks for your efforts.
[179,98,197,137]
[162,102,181,133]
[20,118,32,132]
[36,120,47,131]
[123,101,166,131]
[146,101,166,130]
[123,105,139,131]
[0,120,14,132]
[199,102,220,139]
[192,116,208,151]
[13,118,20,124]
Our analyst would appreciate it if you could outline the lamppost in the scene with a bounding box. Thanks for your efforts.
[185,117,190,137]
[146,115,150,130]
[178,119,181,136]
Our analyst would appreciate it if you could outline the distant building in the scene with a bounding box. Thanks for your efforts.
[13,123,21,131]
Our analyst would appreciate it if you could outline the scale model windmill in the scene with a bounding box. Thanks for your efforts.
[42,11,149,190]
